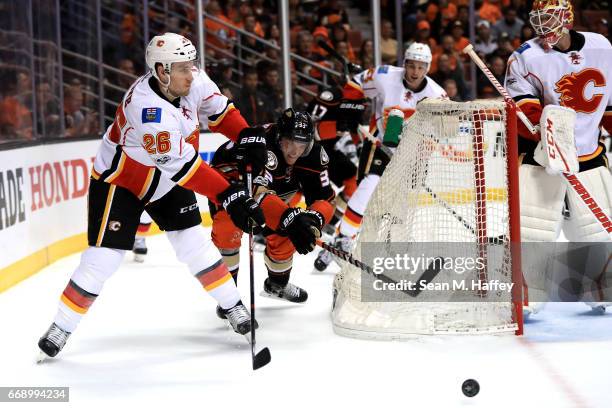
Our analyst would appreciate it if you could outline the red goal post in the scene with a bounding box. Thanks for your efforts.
[332,99,524,338]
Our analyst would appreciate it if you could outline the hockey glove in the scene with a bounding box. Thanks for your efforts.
[218,184,265,234]
[279,208,324,255]
[235,127,267,177]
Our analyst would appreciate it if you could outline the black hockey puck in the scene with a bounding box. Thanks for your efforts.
[462,379,480,397]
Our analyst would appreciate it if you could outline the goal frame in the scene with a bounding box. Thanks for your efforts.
[332,100,524,338]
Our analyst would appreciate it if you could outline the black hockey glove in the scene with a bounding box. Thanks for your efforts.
[235,127,267,177]
[218,184,265,234]
[279,208,324,255]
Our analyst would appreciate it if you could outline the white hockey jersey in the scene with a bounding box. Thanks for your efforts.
[92,69,246,202]
[354,65,447,137]
[505,31,612,157]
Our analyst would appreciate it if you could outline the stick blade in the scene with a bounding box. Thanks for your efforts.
[253,347,271,370]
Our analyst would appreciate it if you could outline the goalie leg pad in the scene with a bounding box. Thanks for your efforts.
[564,166,612,242]
[519,164,566,242]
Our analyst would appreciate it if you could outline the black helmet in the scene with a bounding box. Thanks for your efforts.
[277,108,314,156]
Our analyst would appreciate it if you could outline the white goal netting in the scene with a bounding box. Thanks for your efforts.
[332,100,522,339]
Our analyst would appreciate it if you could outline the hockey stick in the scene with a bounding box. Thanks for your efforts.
[246,167,271,370]
[463,44,612,239]
[317,39,363,78]
[316,239,443,298]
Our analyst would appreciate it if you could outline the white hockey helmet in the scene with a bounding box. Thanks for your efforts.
[145,33,197,80]
[403,42,432,66]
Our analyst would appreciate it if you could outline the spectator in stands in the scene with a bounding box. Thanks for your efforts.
[478,0,502,24]
[318,0,349,26]
[457,5,470,33]
[64,80,98,138]
[205,0,235,58]
[291,69,307,111]
[431,34,460,74]
[450,21,470,55]
[493,6,524,42]
[35,81,61,137]
[474,20,497,56]
[358,39,375,70]
[491,32,514,61]
[330,23,356,62]
[294,31,324,80]
[381,19,398,64]
[103,24,143,73]
[519,24,535,43]
[0,71,33,141]
[443,79,461,102]
[414,20,437,51]
[235,67,273,126]
[266,23,281,47]
[258,64,283,118]
[430,53,470,101]
[105,58,137,122]
[477,55,505,97]
[240,14,265,65]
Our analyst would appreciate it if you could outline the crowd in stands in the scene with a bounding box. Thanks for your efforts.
[0,0,610,143]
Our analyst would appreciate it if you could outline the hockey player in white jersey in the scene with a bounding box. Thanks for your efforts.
[37,33,268,360]
[505,0,612,313]
[315,43,448,271]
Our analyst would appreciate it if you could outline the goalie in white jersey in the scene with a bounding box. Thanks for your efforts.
[505,0,612,313]
[315,43,448,271]
[37,33,268,360]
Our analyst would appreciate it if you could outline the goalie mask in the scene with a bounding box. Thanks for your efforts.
[529,0,574,48]
[277,108,315,157]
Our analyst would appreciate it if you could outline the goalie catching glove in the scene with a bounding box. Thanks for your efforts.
[279,208,324,254]
[218,184,265,234]
[235,127,267,177]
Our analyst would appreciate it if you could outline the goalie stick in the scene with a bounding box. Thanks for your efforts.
[246,168,271,370]
[316,239,443,298]
[463,44,612,239]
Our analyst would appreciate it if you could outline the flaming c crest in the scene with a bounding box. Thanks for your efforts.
[554,68,605,113]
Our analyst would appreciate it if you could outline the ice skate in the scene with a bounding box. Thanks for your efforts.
[261,278,308,303]
[37,323,71,362]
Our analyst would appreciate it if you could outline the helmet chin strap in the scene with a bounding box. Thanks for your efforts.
[157,64,179,100]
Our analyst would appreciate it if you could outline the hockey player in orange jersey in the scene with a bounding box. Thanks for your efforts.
[37,33,268,360]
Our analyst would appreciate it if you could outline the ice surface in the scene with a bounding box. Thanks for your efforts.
[1,231,611,407]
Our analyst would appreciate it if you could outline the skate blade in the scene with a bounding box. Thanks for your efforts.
[133,254,145,263]
[36,350,50,364]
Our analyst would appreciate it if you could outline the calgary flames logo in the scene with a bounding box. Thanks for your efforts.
[554,68,605,113]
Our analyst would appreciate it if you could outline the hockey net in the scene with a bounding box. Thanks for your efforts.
[332,99,523,339]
